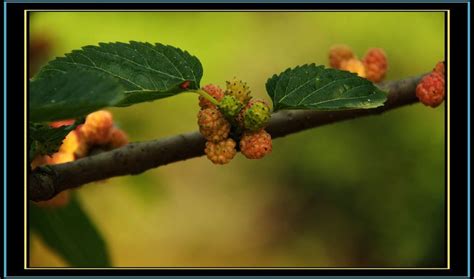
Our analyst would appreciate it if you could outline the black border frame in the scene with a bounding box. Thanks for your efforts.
[4,2,469,277]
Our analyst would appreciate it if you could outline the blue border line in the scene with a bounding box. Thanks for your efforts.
[3,2,7,277]
[467,1,471,278]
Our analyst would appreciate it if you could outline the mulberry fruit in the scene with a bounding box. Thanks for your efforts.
[363,48,388,82]
[109,127,129,149]
[218,95,243,120]
[45,151,75,165]
[205,138,237,164]
[240,130,272,159]
[329,45,355,69]
[79,110,114,145]
[36,190,71,208]
[198,108,231,142]
[225,78,252,105]
[340,58,367,78]
[433,61,445,76]
[59,130,89,159]
[239,99,271,131]
[30,151,74,169]
[416,72,445,108]
[200,84,224,109]
[30,155,48,170]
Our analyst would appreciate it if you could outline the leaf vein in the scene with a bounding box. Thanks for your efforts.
[296,77,359,105]
[307,94,374,106]
[278,75,312,104]
[89,47,182,80]
[53,61,146,90]
[140,43,184,79]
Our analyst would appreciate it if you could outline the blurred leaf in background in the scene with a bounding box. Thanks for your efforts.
[29,11,445,267]
[30,194,111,267]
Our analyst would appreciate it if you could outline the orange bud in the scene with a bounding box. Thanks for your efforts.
[30,155,48,170]
[329,45,355,69]
[46,152,75,165]
[416,72,445,108]
[59,131,79,155]
[36,190,71,208]
[80,110,114,145]
[340,58,367,78]
[31,151,75,170]
[433,61,445,76]
[363,48,388,82]
[109,127,129,149]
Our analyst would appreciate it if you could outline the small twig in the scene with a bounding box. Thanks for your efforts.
[29,74,426,201]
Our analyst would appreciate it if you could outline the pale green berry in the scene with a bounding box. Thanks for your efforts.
[218,95,243,121]
[240,99,271,131]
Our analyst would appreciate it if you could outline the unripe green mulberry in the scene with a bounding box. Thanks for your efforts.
[218,95,243,120]
[225,78,252,105]
[240,130,272,159]
[205,138,237,165]
[197,108,231,142]
[239,99,271,131]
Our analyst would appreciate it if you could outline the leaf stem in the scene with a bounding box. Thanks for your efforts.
[191,89,219,106]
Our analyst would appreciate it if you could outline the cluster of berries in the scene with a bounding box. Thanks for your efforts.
[415,61,445,108]
[197,78,272,165]
[31,110,129,207]
[329,45,388,83]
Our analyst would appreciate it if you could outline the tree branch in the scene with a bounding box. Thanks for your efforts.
[29,74,426,201]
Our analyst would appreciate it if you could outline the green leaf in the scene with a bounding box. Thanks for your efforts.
[30,69,124,122]
[266,64,387,111]
[33,41,203,107]
[29,194,111,267]
[29,120,83,161]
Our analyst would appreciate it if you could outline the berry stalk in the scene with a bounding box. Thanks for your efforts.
[193,89,220,106]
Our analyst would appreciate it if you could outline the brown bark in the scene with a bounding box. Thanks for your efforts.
[29,74,425,201]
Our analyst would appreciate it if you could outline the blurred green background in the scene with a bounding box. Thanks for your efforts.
[29,11,445,267]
